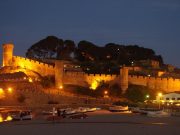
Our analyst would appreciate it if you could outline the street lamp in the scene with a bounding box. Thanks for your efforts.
[146,94,150,99]
[144,94,150,104]
[8,88,12,93]
[158,93,162,109]
[104,90,109,98]
[58,85,63,95]
[59,85,63,89]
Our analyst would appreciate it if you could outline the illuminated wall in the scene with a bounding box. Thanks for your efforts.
[12,56,55,76]
[129,75,180,92]
[2,43,14,66]
[63,72,119,90]
[2,44,180,93]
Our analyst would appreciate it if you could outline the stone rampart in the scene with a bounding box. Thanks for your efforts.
[12,56,55,76]
[129,75,180,92]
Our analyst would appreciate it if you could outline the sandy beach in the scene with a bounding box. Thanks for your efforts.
[1,110,180,135]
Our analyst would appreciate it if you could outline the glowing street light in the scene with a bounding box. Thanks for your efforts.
[146,94,150,99]
[104,90,109,98]
[158,92,162,109]
[8,88,12,93]
[158,93,162,97]
[59,85,63,89]
[58,85,63,95]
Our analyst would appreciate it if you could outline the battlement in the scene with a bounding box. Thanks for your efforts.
[13,56,55,68]
[129,74,180,81]
[12,56,55,76]
[128,74,180,91]
[87,73,118,78]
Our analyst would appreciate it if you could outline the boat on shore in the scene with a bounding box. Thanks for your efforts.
[131,107,162,115]
[147,110,170,117]
[109,106,129,112]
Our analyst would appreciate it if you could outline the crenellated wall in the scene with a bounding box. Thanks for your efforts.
[2,44,180,93]
[12,56,55,76]
[129,75,180,92]
[63,71,119,89]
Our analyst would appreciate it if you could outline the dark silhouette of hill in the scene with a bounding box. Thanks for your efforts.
[26,36,163,74]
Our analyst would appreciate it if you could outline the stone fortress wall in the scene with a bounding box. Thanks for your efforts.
[63,71,120,88]
[12,56,55,76]
[128,75,180,92]
[2,43,180,93]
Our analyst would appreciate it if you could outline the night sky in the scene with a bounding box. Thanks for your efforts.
[0,0,180,67]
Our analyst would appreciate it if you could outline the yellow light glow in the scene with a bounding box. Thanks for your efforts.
[29,78,33,83]
[0,88,5,99]
[158,93,162,97]
[5,116,12,121]
[0,88,3,94]
[104,90,108,94]
[175,103,180,106]
[90,81,98,90]
[8,88,12,93]
[170,100,174,103]
[59,85,63,89]
[0,116,3,122]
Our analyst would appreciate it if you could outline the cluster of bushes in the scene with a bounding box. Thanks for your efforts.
[65,83,157,103]
[64,82,122,98]
[124,84,157,102]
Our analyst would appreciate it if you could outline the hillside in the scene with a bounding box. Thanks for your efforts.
[26,36,163,74]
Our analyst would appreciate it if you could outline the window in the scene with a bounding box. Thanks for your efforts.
[177,98,180,100]
[166,98,169,100]
[172,98,175,100]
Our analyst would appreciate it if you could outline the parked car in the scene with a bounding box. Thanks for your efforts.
[10,110,33,121]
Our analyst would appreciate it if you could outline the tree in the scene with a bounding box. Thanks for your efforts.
[58,40,76,60]
[109,83,122,97]
[124,84,153,102]
[26,36,63,59]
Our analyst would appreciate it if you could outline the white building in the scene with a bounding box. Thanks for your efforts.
[156,92,180,103]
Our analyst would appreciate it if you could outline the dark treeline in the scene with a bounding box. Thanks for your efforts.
[26,36,163,74]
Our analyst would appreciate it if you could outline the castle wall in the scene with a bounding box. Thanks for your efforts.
[128,75,147,86]
[9,55,180,92]
[63,72,87,86]
[12,56,55,76]
[129,75,180,92]
[63,71,119,89]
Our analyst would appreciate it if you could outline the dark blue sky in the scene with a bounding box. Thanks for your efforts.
[0,0,180,67]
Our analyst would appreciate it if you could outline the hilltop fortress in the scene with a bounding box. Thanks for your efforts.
[2,43,180,93]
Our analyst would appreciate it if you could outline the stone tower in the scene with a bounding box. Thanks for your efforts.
[120,66,129,93]
[55,60,64,89]
[2,43,14,67]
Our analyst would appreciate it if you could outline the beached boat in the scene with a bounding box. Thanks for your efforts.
[147,110,170,117]
[132,108,162,115]
[75,107,88,113]
[109,106,129,112]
